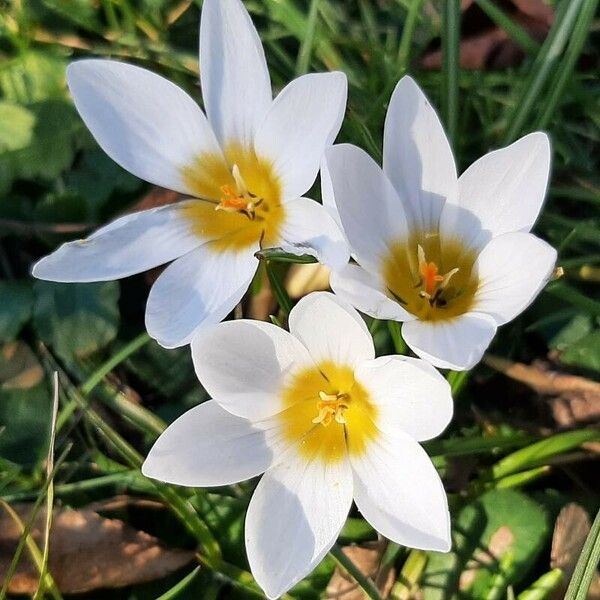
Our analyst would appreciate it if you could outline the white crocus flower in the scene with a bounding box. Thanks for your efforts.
[142,292,452,598]
[323,76,557,370]
[32,0,348,348]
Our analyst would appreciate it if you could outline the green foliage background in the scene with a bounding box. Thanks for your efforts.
[0,0,599,598]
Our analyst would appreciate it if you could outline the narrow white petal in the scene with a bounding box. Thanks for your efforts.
[330,263,414,321]
[324,144,410,272]
[402,312,498,370]
[200,0,271,148]
[191,320,313,420]
[276,197,350,269]
[351,433,451,552]
[145,244,259,348]
[474,232,557,325]
[443,132,551,250]
[142,400,273,486]
[32,202,202,282]
[255,72,347,200]
[383,76,457,232]
[246,454,353,599]
[354,356,452,442]
[288,292,374,367]
[67,60,223,195]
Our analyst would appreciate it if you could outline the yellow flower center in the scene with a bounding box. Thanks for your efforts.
[279,361,378,463]
[180,144,284,252]
[383,232,478,322]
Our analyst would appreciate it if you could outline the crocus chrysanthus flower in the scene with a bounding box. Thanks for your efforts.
[33,0,348,347]
[323,76,557,370]
[143,292,453,598]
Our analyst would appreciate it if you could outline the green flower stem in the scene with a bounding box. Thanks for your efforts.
[330,543,383,600]
[387,320,408,354]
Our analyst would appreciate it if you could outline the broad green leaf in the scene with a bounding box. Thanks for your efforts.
[560,330,600,373]
[0,341,52,466]
[11,100,82,180]
[33,281,120,362]
[421,490,550,599]
[0,103,35,152]
[0,51,67,104]
[549,314,594,351]
[0,281,33,342]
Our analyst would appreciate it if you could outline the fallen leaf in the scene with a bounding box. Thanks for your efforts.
[326,541,395,599]
[422,0,554,70]
[0,341,44,390]
[0,504,194,594]
[483,355,600,431]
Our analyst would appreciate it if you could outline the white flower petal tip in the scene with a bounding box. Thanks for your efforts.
[402,313,498,371]
[355,355,453,442]
[145,245,259,348]
[31,203,201,283]
[191,319,312,420]
[141,400,273,487]
[474,232,557,326]
[199,0,271,148]
[255,71,348,201]
[246,458,353,599]
[384,76,457,232]
[66,59,222,195]
[289,291,374,366]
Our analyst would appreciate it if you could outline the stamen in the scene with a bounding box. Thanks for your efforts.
[215,164,263,220]
[416,245,460,307]
[312,391,349,427]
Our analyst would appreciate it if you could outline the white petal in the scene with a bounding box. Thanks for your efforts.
[351,433,451,552]
[255,72,347,200]
[354,356,452,442]
[474,232,557,325]
[330,263,414,321]
[246,454,353,599]
[276,197,350,269]
[200,0,271,148]
[32,202,202,282]
[142,400,272,486]
[383,76,457,232]
[444,132,551,250]
[402,312,497,370]
[324,144,410,272]
[145,244,259,348]
[67,60,223,195]
[288,291,374,367]
[191,320,313,420]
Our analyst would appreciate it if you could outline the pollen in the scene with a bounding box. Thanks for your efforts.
[179,145,284,252]
[383,233,479,322]
[279,361,378,463]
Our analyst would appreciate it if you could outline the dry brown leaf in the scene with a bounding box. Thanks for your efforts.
[247,268,276,320]
[484,355,600,431]
[285,263,331,299]
[326,541,395,599]
[422,0,554,70]
[0,504,194,594]
[0,341,44,390]
[550,503,600,600]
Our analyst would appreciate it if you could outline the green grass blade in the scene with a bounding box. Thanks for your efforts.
[295,0,321,75]
[397,0,426,72]
[503,0,584,143]
[441,0,460,146]
[535,0,599,129]
[330,544,383,600]
[565,508,600,600]
[475,0,539,54]
[491,428,600,479]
